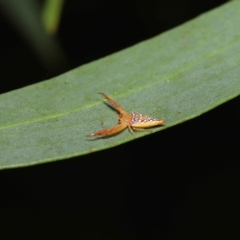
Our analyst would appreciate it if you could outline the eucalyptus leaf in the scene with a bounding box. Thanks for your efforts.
[1,1,240,169]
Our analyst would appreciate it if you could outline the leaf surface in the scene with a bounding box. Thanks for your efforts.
[1,1,240,169]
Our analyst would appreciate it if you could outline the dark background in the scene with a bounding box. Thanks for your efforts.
[1,0,240,239]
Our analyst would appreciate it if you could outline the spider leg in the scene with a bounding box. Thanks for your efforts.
[87,123,127,137]
[98,93,126,115]
[127,125,135,135]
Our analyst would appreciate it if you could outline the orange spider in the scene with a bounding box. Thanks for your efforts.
[87,93,164,137]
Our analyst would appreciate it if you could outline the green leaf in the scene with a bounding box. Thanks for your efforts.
[41,0,65,34]
[1,1,240,169]
[0,0,67,71]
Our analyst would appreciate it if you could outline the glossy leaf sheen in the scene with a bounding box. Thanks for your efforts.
[1,1,240,169]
